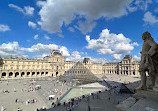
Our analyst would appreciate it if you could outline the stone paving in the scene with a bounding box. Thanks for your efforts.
[0,78,70,111]
[0,75,143,111]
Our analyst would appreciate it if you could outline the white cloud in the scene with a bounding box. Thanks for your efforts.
[0,42,23,56]
[66,51,83,61]
[68,27,74,32]
[65,51,106,63]
[76,21,96,34]
[8,4,34,16]
[58,34,64,38]
[91,58,106,63]
[0,24,10,32]
[112,54,122,60]
[143,11,158,25]
[59,46,70,56]
[86,29,139,56]
[33,34,39,40]
[134,0,153,10]
[44,35,51,40]
[28,21,37,29]
[34,53,49,59]
[134,55,141,61]
[21,43,58,53]
[24,6,34,15]
[0,41,70,57]
[8,4,24,13]
[37,0,134,34]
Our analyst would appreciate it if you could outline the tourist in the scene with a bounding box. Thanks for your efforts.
[52,102,54,107]
[42,106,46,110]
[35,98,37,102]
[26,100,28,105]
[17,107,21,111]
[14,88,16,92]
[88,105,90,111]
[15,98,18,103]
[1,105,4,111]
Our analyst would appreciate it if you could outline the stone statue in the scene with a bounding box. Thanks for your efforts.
[136,32,158,90]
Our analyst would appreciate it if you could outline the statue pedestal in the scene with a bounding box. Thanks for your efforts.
[117,90,158,111]
[134,90,158,102]
[153,74,158,92]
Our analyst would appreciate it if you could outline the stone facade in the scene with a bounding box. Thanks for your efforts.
[103,55,140,77]
[0,51,140,80]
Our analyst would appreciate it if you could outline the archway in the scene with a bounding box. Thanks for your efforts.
[9,72,13,77]
[133,71,135,75]
[21,72,25,77]
[15,72,19,77]
[2,72,6,78]
[126,71,128,75]
[41,72,44,76]
[32,72,35,76]
[46,72,48,76]
[37,72,40,76]
[27,72,30,76]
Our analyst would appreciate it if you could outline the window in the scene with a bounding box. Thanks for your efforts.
[10,65,13,69]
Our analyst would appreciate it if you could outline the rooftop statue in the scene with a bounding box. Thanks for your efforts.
[136,32,158,90]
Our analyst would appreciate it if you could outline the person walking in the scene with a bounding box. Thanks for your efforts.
[88,105,90,111]
[1,105,4,111]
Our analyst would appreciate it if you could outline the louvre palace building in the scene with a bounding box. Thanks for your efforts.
[0,50,140,80]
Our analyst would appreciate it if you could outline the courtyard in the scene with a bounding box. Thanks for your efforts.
[0,74,141,111]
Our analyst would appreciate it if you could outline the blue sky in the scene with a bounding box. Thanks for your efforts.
[0,0,158,62]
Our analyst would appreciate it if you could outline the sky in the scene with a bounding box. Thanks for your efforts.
[0,0,158,63]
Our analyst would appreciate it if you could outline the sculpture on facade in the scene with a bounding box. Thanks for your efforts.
[136,32,158,90]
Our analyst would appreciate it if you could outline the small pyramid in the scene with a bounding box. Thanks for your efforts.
[116,83,133,94]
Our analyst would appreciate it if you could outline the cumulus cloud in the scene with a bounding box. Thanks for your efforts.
[28,21,37,29]
[58,34,64,38]
[134,0,153,10]
[33,34,39,40]
[76,21,96,34]
[0,41,70,57]
[44,35,51,40]
[112,54,122,60]
[65,51,106,63]
[66,51,83,61]
[59,46,70,56]
[8,4,34,16]
[86,29,139,59]
[134,55,141,61]
[24,6,34,15]
[0,42,23,56]
[34,53,49,59]
[0,24,10,32]
[91,58,106,63]
[143,11,158,25]
[37,0,134,34]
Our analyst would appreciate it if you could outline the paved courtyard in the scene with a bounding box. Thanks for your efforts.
[0,77,70,111]
[0,75,142,111]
